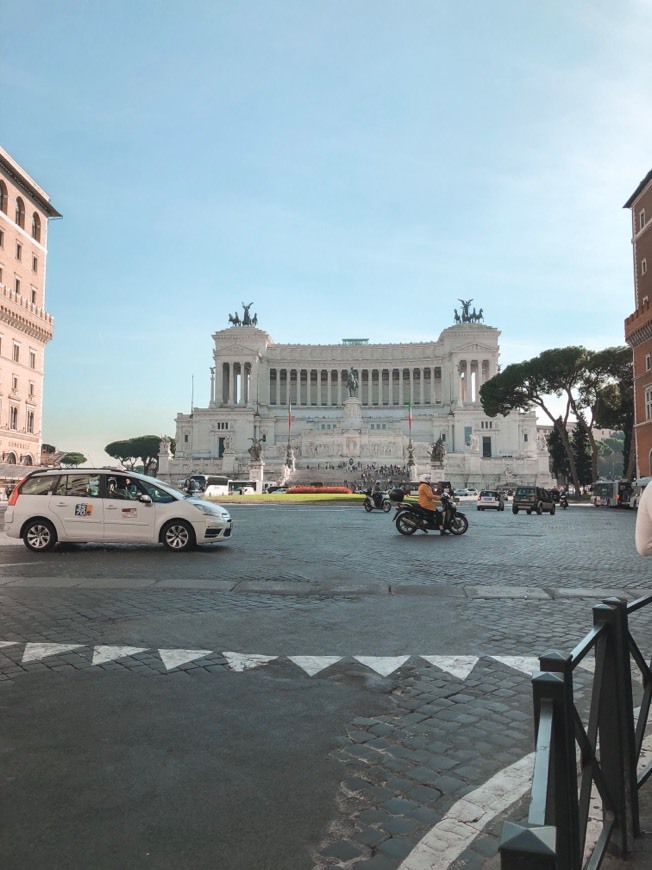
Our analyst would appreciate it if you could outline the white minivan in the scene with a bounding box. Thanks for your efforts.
[4,468,233,552]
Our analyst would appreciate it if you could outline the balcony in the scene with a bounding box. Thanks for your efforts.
[625,299,652,347]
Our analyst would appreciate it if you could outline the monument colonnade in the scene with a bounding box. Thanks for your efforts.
[210,357,496,409]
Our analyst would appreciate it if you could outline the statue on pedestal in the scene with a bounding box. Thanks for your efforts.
[248,437,263,461]
[430,436,446,463]
[346,368,359,398]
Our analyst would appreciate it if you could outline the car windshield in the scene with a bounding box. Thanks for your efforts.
[134,473,182,500]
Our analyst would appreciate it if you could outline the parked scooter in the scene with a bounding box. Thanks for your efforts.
[394,491,469,535]
[364,488,392,513]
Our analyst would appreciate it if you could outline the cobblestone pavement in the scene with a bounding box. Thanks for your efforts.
[0,502,649,869]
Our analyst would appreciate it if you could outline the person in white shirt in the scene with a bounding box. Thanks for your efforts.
[635,482,652,556]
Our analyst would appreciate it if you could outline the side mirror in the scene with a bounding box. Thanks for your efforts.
[139,494,153,504]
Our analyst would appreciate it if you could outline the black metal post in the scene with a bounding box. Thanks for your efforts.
[599,598,639,853]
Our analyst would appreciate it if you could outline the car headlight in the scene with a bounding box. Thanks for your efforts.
[193,502,230,520]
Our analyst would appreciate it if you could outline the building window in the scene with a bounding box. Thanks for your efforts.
[0,267,3,285]
[0,181,7,214]
[0,229,4,247]
[647,354,651,372]
[28,382,34,398]
[29,351,36,369]
[13,344,19,363]
[9,407,18,429]
[646,386,652,421]
[31,289,36,304]
[643,259,648,276]
[32,255,38,273]
[14,278,20,295]
[31,213,41,242]
[12,376,18,391]
[524,433,529,442]
[15,243,21,261]
[26,411,34,434]
[15,197,25,229]
[641,210,647,231]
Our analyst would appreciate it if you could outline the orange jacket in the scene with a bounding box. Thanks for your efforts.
[418,482,437,510]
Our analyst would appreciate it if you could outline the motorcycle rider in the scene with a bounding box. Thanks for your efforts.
[372,481,383,509]
[418,473,447,534]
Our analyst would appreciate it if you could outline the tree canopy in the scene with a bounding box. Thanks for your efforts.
[104,435,175,475]
[59,452,87,467]
[479,345,634,491]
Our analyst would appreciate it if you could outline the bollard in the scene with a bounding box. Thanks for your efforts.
[499,821,557,870]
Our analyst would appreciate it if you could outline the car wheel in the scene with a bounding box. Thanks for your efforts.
[550,504,556,515]
[512,507,518,514]
[477,507,482,511]
[526,510,532,515]
[23,519,57,552]
[396,514,418,535]
[536,504,543,515]
[161,520,196,551]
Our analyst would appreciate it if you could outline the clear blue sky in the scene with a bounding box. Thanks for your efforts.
[3,1,650,464]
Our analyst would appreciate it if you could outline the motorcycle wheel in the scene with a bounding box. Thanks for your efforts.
[382,500,392,513]
[364,500,373,512]
[396,513,418,535]
[448,513,469,535]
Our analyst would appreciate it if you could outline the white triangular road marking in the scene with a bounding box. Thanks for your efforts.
[491,655,540,676]
[0,641,18,648]
[223,652,277,672]
[22,642,83,663]
[355,656,410,677]
[420,655,479,681]
[288,656,342,676]
[158,649,213,671]
[92,645,148,665]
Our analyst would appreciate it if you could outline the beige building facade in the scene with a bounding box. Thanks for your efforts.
[0,147,59,467]
[169,305,554,490]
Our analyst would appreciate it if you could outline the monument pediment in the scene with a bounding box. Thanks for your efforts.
[217,342,260,356]
[452,341,495,354]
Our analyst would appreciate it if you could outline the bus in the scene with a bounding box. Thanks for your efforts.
[202,476,256,496]
[592,479,633,508]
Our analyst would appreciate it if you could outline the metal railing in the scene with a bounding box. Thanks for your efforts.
[499,594,652,869]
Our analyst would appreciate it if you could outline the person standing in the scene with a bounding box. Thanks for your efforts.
[635,481,652,555]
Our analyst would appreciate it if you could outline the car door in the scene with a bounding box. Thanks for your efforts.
[49,473,104,541]
[102,474,157,542]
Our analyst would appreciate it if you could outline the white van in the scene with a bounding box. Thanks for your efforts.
[5,468,233,552]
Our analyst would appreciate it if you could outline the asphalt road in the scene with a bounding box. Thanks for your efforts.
[0,501,648,869]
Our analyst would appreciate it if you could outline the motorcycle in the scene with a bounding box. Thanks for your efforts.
[364,490,393,513]
[559,494,569,510]
[394,492,469,536]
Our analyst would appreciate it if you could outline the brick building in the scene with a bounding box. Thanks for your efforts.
[625,170,652,477]
[0,147,59,467]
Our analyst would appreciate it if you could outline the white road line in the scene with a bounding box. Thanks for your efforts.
[92,645,149,665]
[398,753,535,869]
[398,726,652,869]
